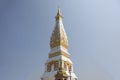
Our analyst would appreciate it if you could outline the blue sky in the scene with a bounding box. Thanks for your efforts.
[0,0,120,80]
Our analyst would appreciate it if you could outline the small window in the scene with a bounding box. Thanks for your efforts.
[47,64,51,72]
[64,63,67,71]
[54,61,58,70]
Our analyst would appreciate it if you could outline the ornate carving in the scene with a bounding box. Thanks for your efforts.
[54,61,59,70]
[64,63,67,71]
[50,7,68,49]
[55,68,68,80]
[49,51,70,58]
[46,60,59,72]
[47,63,51,72]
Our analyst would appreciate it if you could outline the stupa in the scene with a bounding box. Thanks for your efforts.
[41,7,77,80]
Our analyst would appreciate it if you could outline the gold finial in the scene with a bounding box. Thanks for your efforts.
[57,6,61,15]
[55,6,63,21]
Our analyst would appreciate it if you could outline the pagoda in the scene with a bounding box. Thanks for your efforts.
[41,7,77,80]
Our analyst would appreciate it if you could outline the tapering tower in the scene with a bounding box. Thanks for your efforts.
[41,8,77,80]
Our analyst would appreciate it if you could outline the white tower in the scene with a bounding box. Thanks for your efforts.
[41,8,77,80]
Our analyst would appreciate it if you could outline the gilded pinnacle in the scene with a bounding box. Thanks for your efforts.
[55,7,63,21]
[50,7,68,49]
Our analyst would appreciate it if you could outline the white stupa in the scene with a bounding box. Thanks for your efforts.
[41,7,78,80]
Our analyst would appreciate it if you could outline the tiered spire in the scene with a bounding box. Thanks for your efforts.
[41,7,78,80]
[50,7,68,49]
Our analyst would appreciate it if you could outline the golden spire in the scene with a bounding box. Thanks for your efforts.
[55,7,63,21]
[50,7,68,49]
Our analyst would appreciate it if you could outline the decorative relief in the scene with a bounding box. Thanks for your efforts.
[49,51,70,58]
[64,61,72,71]
[47,60,59,72]
[46,60,72,72]
[50,9,68,49]
[50,29,68,49]
[55,70,68,79]
[54,61,59,70]
[47,63,51,72]
[64,63,67,71]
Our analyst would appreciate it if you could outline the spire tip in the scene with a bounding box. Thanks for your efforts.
[57,6,61,15]
[55,6,63,21]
